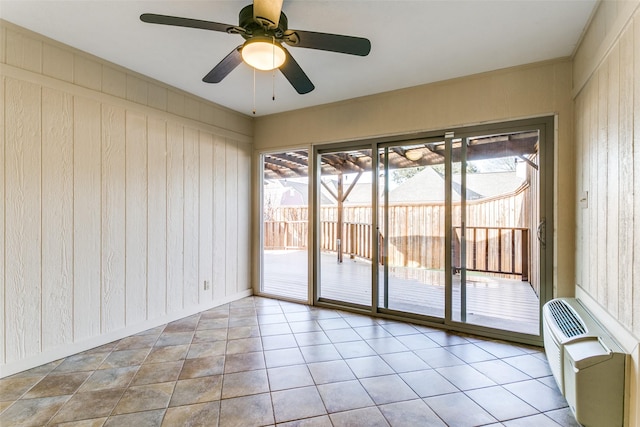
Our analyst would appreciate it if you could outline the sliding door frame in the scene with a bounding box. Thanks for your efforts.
[305,116,554,346]
[442,117,553,344]
[312,142,378,312]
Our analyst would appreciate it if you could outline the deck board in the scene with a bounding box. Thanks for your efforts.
[262,250,539,335]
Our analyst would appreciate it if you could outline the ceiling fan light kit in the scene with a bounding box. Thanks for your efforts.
[140,0,371,95]
[241,37,286,71]
[405,149,424,161]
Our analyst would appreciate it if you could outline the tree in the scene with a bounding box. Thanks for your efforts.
[391,167,425,185]
[431,162,479,175]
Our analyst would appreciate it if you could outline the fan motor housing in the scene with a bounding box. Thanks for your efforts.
[239,4,288,38]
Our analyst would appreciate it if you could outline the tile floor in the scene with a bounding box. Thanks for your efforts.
[0,296,580,427]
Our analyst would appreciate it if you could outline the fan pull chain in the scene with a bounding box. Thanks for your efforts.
[272,36,276,101]
[252,68,256,115]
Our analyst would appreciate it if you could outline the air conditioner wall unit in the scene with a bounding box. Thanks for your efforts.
[543,298,627,427]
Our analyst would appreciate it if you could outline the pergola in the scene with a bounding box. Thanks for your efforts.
[263,131,539,179]
[263,131,539,262]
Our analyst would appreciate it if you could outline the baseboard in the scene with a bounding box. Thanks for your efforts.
[0,289,252,378]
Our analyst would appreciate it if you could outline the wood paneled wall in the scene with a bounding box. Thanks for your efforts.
[574,3,640,425]
[0,21,253,375]
[574,3,640,341]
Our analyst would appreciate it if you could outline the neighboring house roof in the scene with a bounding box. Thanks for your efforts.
[265,168,526,207]
[456,171,526,200]
[264,179,333,207]
[389,168,525,203]
[389,167,447,202]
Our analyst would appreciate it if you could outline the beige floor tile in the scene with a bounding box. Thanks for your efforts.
[49,389,125,424]
[132,361,184,386]
[169,375,222,407]
[317,380,374,413]
[112,382,174,415]
[0,375,43,401]
[103,409,165,426]
[114,334,158,351]
[277,415,333,427]
[271,386,327,423]
[223,351,265,373]
[99,349,150,369]
[218,393,274,427]
[79,366,138,392]
[162,401,220,427]
[56,417,108,427]
[179,356,225,379]
[145,344,189,363]
[186,341,226,359]
[330,407,390,427]
[193,328,228,343]
[221,369,269,399]
[379,399,446,426]
[24,371,91,398]
[54,353,110,373]
[0,395,69,426]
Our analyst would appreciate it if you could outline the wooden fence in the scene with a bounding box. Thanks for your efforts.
[264,184,532,280]
[453,226,529,280]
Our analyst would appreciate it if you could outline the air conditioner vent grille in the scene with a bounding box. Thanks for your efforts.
[548,300,586,338]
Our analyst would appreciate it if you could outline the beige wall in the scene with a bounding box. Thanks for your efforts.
[255,58,575,300]
[0,21,253,377]
[573,1,640,425]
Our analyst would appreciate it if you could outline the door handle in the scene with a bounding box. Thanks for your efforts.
[537,219,546,248]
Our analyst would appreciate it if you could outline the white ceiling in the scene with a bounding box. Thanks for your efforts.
[1,0,597,117]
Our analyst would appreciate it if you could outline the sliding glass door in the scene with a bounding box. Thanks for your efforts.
[316,147,373,308]
[305,118,552,342]
[260,150,309,301]
[450,129,542,335]
[377,141,446,319]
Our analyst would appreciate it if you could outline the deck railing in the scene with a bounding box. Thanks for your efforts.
[264,219,377,259]
[264,219,529,279]
[263,220,308,250]
[452,226,529,280]
[320,221,376,260]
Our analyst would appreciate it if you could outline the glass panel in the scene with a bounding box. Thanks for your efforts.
[261,150,309,301]
[452,131,540,335]
[318,149,373,307]
[378,143,445,317]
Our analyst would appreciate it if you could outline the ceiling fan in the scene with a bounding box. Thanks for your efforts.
[140,0,371,94]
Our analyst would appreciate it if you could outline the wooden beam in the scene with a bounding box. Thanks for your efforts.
[264,162,295,178]
[341,171,363,201]
[263,133,538,179]
[264,155,308,176]
[320,179,338,201]
[267,152,309,168]
[518,155,538,170]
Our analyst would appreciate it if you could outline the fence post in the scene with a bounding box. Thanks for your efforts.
[521,229,529,281]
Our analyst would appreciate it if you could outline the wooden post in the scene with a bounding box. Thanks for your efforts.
[484,227,489,272]
[511,228,516,274]
[472,227,477,270]
[284,221,288,249]
[337,172,343,263]
[497,228,502,273]
[521,229,529,281]
[350,223,356,258]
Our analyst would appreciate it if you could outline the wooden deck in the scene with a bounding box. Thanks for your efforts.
[262,250,540,335]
